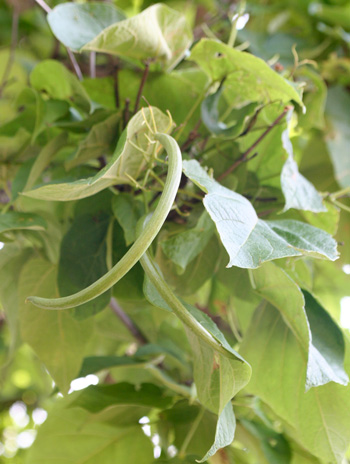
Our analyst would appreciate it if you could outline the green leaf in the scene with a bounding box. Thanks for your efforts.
[158,235,222,296]
[201,83,257,138]
[0,211,46,236]
[240,420,292,464]
[26,407,154,464]
[160,401,217,460]
[112,221,145,301]
[19,259,94,394]
[145,276,251,415]
[82,77,116,109]
[161,211,215,271]
[297,67,327,131]
[0,245,32,355]
[303,290,348,387]
[185,326,250,415]
[309,2,350,30]
[82,4,193,71]
[24,132,68,191]
[183,160,338,268]
[65,112,120,169]
[71,382,173,413]
[198,402,236,462]
[240,303,350,464]
[11,88,45,143]
[325,86,350,188]
[23,107,170,201]
[47,2,126,51]
[189,39,303,107]
[79,355,143,377]
[0,127,30,161]
[112,193,145,246]
[281,113,326,212]
[144,274,172,312]
[310,260,350,320]
[217,267,261,334]
[118,68,209,142]
[251,262,348,389]
[30,60,91,113]
[58,212,111,319]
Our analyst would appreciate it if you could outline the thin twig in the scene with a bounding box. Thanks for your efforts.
[218,152,258,181]
[218,106,291,181]
[110,297,148,345]
[180,119,202,152]
[66,48,83,80]
[89,51,96,79]
[195,304,231,333]
[134,61,150,114]
[114,63,120,108]
[34,0,83,80]
[243,194,278,203]
[35,0,51,13]
[257,208,278,217]
[0,9,19,98]
[123,98,130,127]
[98,156,107,169]
[239,106,262,137]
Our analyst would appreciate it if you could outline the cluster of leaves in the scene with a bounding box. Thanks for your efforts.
[0,0,350,463]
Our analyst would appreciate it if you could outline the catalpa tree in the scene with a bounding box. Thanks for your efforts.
[0,0,349,463]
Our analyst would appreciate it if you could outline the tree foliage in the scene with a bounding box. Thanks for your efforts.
[0,0,349,463]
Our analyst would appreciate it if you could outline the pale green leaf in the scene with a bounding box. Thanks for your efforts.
[183,160,338,268]
[189,39,303,107]
[82,4,193,71]
[19,259,94,394]
[240,303,350,464]
[23,107,170,201]
[47,2,126,51]
[182,159,258,265]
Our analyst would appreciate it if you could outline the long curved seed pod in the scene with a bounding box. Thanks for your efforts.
[139,249,238,358]
[26,133,182,310]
